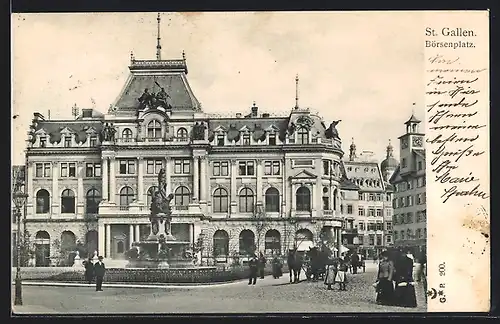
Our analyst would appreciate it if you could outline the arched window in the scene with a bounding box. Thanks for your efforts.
[119,186,134,206]
[239,230,255,255]
[177,128,188,139]
[147,186,158,206]
[296,186,311,211]
[35,231,50,241]
[265,187,280,212]
[61,231,76,252]
[85,188,101,214]
[213,188,228,213]
[296,127,309,145]
[61,189,75,214]
[295,228,314,250]
[175,186,191,206]
[122,128,133,140]
[36,189,50,214]
[239,187,254,213]
[147,120,162,138]
[265,229,281,255]
[213,230,229,256]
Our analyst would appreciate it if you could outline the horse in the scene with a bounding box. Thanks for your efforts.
[287,249,304,284]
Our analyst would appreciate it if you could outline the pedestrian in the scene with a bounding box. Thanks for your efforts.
[258,252,266,279]
[393,249,417,308]
[351,252,360,275]
[271,255,283,279]
[248,254,258,285]
[335,258,348,291]
[94,256,106,292]
[375,251,395,305]
[324,257,336,290]
[84,258,94,284]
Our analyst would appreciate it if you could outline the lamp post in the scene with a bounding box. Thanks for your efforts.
[13,190,28,306]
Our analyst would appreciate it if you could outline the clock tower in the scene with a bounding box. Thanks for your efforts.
[398,113,424,175]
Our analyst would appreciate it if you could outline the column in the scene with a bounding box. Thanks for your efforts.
[256,159,263,204]
[129,224,134,248]
[137,157,144,203]
[189,223,194,246]
[165,157,171,193]
[109,158,116,204]
[230,160,237,214]
[316,178,322,217]
[51,162,59,215]
[336,227,342,257]
[102,158,109,201]
[200,156,208,201]
[291,183,296,212]
[135,225,140,243]
[193,157,199,201]
[105,224,111,258]
[311,183,315,215]
[77,162,84,215]
[98,222,105,257]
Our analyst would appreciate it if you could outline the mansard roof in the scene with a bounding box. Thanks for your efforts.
[208,117,289,142]
[343,160,385,191]
[30,119,103,144]
[111,58,201,113]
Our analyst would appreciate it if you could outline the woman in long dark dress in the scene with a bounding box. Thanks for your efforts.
[84,258,94,284]
[376,251,395,305]
[393,250,418,308]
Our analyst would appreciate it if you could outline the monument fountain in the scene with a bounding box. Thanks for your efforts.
[127,168,196,269]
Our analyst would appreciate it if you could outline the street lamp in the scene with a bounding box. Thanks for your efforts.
[13,190,28,306]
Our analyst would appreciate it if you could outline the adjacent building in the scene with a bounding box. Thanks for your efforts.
[389,114,427,256]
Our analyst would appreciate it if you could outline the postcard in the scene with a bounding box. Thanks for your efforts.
[11,11,490,314]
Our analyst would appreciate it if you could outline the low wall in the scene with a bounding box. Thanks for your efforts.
[15,265,288,284]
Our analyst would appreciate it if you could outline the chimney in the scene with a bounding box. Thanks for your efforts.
[251,106,258,118]
[261,113,270,118]
[236,113,242,118]
[82,109,93,118]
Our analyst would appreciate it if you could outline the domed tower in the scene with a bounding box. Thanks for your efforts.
[381,139,399,181]
[349,137,357,161]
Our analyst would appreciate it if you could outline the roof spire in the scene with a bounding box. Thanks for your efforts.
[130,51,135,63]
[156,13,162,60]
[412,102,415,115]
[387,139,394,158]
[294,74,299,109]
[349,137,357,161]
[71,103,79,119]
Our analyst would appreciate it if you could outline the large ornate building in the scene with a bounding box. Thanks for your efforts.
[23,47,357,266]
[389,114,427,255]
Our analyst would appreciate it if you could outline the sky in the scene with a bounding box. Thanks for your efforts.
[11,12,425,165]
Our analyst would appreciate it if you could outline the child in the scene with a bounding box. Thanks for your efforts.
[335,258,348,291]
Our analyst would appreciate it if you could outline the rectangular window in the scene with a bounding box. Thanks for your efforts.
[323,160,330,176]
[393,214,398,225]
[358,207,365,216]
[369,234,375,246]
[293,159,313,167]
[268,133,276,145]
[347,204,353,214]
[264,161,280,176]
[60,162,76,177]
[376,234,382,246]
[242,134,251,145]
[358,193,364,201]
[418,161,423,170]
[174,159,191,174]
[376,193,382,201]
[86,163,101,177]
[376,209,383,217]
[213,161,229,176]
[386,235,392,243]
[217,135,225,146]
[238,161,255,176]
[90,136,98,147]
[35,163,51,177]
[394,231,399,240]
[368,208,375,217]
[386,209,392,216]
[369,193,375,201]
[146,159,163,174]
[64,136,72,147]
[119,159,136,175]
[322,197,329,211]
[376,223,384,231]
[386,222,392,231]
[367,223,376,231]
[407,212,413,223]
[416,228,422,238]
[40,137,47,147]
[358,222,365,231]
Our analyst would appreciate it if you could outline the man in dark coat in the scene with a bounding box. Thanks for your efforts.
[258,252,266,279]
[94,256,106,292]
[393,250,417,307]
[351,252,360,274]
[248,254,258,285]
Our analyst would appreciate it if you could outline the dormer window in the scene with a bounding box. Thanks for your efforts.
[217,134,225,146]
[147,120,162,138]
[296,127,309,145]
[242,133,251,145]
[177,128,188,139]
[269,133,276,145]
[40,136,47,148]
[64,136,72,147]
[89,135,98,147]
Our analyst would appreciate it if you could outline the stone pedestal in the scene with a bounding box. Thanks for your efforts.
[73,251,82,267]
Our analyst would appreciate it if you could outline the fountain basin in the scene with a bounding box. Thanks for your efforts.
[127,239,194,269]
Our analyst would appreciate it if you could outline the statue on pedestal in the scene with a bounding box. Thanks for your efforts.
[150,167,175,239]
[101,123,116,142]
[192,122,207,140]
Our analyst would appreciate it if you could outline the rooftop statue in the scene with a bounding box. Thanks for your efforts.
[138,86,172,111]
[326,120,342,140]
[101,123,117,142]
[192,121,207,140]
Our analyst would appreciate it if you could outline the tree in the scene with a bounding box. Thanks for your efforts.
[13,230,35,267]
[253,205,267,253]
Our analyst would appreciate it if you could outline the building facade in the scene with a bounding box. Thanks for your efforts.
[338,140,396,259]
[23,51,358,266]
[389,114,427,256]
